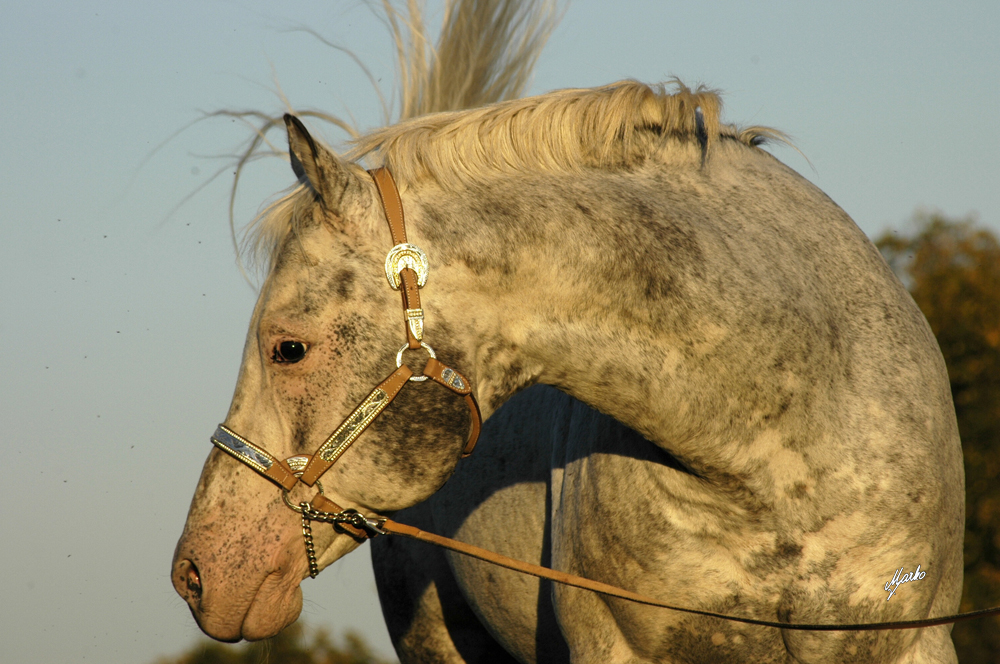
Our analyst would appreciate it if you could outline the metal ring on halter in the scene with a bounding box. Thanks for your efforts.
[396,341,436,382]
[282,479,324,513]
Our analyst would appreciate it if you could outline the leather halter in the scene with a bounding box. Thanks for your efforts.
[211,166,481,540]
[208,167,1000,632]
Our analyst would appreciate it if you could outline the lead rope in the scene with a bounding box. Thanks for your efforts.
[296,500,1000,632]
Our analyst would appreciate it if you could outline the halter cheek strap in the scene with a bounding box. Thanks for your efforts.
[372,166,426,350]
[298,364,414,486]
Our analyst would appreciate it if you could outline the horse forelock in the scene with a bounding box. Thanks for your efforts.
[241,184,314,275]
[242,161,375,275]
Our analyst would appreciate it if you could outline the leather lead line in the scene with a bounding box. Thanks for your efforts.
[379,519,1000,632]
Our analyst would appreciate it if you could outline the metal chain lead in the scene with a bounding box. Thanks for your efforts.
[300,502,388,535]
[297,500,388,578]
[301,509,320,578]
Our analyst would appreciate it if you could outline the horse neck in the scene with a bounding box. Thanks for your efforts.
[410,167,703,449]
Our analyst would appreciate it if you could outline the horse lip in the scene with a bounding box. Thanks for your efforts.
[181,567,293,642]
[176,537,308,642]
[170,547,268,641]
[181,587,246,643]
[193,611,243,644]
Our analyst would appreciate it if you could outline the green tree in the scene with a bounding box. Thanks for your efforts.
[152,622,395,664]
[877,213,1000,663]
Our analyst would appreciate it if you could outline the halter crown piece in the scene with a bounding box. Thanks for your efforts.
[206,167,1000,632]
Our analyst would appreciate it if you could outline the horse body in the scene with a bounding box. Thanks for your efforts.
[172,81,963,662]
[365,132,963,663]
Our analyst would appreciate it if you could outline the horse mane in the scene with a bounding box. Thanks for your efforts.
[240,1,783,272]
[348,80,781,188]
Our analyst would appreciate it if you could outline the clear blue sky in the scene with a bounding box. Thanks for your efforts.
[1,2,997,662]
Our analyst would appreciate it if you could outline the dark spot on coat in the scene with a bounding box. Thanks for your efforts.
[331,268,355,299]
[790,482,809,499]
[776,539,803,559]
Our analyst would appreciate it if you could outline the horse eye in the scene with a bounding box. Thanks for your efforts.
[273,340,307,364]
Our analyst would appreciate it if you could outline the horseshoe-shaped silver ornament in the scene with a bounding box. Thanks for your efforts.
[384,243,429,290]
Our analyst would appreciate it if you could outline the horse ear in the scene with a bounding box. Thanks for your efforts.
[284,114,352,209]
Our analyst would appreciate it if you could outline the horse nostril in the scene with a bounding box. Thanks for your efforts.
[176,559,202,599]
[186,567,202,596]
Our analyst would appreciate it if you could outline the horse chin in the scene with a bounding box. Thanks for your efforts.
[239,573,305,641]
[234,530,363,640]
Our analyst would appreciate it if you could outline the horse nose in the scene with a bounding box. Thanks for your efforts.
[173,558,202,601]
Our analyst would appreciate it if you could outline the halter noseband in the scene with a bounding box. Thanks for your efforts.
[210,167,481,570]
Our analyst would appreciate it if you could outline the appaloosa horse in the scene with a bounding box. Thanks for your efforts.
[172,80,964,663]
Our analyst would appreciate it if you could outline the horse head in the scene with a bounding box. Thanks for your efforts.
[171,116,477,641]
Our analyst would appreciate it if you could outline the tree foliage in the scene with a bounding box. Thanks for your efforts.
[152,622,395,664]
[877,212,1000,663]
